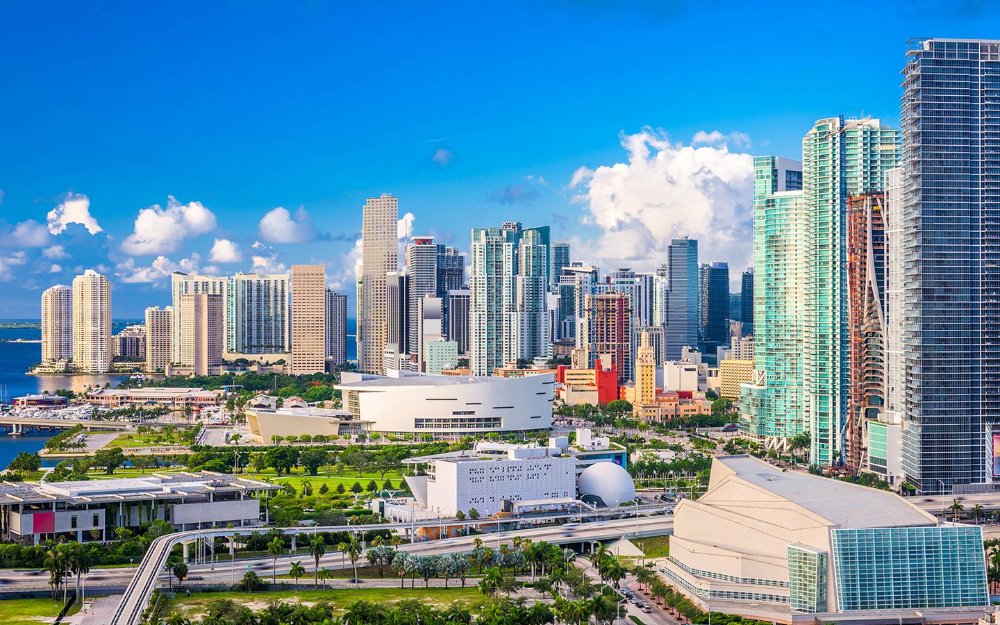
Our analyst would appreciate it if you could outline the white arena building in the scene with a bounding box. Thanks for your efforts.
[337,370,554,435]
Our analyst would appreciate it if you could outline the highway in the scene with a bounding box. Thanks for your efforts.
[105,514,673,625]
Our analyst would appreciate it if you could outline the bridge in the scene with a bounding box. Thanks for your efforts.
[0,417,132,434]
[109,511,673,625]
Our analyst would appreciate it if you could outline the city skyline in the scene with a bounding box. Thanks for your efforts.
[1,2,993,317]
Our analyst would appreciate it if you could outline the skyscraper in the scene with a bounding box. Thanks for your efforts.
[846,193,887,474]
[41,285,72,362]
[417,295,444,372]
[446,289,470,356]
[436,246,465,297]
[740,268,754,334]
[558,263,599,341]
[802,116,898,466]
[550,241,570,290]
[179,293,223,376]
[898,39,1000,493]
[406,236,438,355]
[290,265,326,374]
[633,329,657,418]
[229,273,290,354]
[385,272,409,355]
[325,289,348,366]
[739,156,806,449]
[72,270,111,373]
[702,262,730,348]
[580,292,632,384]
[358,194,399,374]
[469,222,549,375]
[171,272,227,364]
[665,238,699,360]
[145,306,172,373]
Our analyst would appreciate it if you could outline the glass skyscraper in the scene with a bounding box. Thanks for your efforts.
[665,237,699,361]
[900,39,1000,493]
[702,261,729,348]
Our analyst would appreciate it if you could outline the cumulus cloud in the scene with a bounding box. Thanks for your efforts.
[431,147,455,166]
[4,220,50,247]
[692,130,751,149]
[116,254,204,284]
[121,196,217,255]
[249,241,287,274]
[43,245,69,260]
[47,193,102,235]
[0,251,28,281]
[569,127,754,279]
[209,238,242,263]
[48,264,62,273]
[487,175,548,205]
[258,207,317,244]
[397,212,415,241]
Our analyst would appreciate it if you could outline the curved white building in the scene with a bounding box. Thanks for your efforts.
[337,370,554,435]
[577,462,636,508]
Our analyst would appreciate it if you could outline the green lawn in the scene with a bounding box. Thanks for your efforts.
[106,432,189,449]
[4,597,81,625]
[246,468,409,492]
[87,467,186,480]
[636,535,669,558]
[164,586,486,619]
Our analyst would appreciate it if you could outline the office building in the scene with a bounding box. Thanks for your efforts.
[845,193,887,474]
[290,265,326,374]
[325,290,348,366]
[739,157,806,450]
[741,268,754,334]
[144,306,172,373]
[470,222,550,376]
[719,359,754,401]
[666,238,699,360]
[446,289,470,356]
[802,117,898,466]
[179,293,223,376]
[556,357,618,406]
[664,361,698,393]
[385,272,408,355]
[406,236,439,355]
[436,246,465,297]
[358,193,399,374]
[701,262,729,348]
[416,295,444,372]
[899,39,1000,493]
[71,270,112,373]
[665,455,988,624]
[550,242,570,290]
[40,285,72,363]
[113,325,146,360]
[425,340,459,375]
[228,273,290,355]
[170,273,228,364]
[558,263,599,341]
[580,292,632,384]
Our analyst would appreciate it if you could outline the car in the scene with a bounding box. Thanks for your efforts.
[642,605,653,613]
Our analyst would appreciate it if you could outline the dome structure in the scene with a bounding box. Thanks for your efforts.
[577,462,636,508]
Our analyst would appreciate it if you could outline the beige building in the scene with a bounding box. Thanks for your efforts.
[72,270,112,373]
[41,285,72,363]
[179,293,223,376]
[358,194,399,374]
[170,273,228,364]
[144,306,172,373]
[719,358,754,400]
[633,330,657,418]
[246,407,367,444]
[289,264,326,374]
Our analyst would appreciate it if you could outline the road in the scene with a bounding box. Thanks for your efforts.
[575,558,677,625]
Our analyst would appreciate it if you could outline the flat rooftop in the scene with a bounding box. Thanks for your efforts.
[88,387,222,397]
[338,371,553,390]
[714,455,937,529]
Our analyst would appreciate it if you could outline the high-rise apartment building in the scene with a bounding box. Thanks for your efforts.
[740,268,754,334]
[41,285,72,362]
[170,273,227,364]
[846,193,887,474]
[228,273,290,355]
[665,238,699,360]
[290,265,326,374]
[702,262,730,348]
[446,289,470,356]
[739,156,806,449]
[416,296,444,372]
[802,116,898,466]
[898,39,1000,493]
[145,306,172,373]
[469,222,549,375]
[358,194,399,374]
[179,293,223,376]
[550,242,570,290]
[436,246,465,297]
[580,292,632,384]
[877,167,905,484]
[385,272,408,355]
[558,264,599,341]
[325,290,348,366]
[113,325,146,360]
[72,270,112,373]
[406,236,438,355]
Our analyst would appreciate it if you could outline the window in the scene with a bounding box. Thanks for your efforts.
[70,516,77,529]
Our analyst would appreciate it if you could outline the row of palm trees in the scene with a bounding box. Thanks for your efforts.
[44,542,93,604]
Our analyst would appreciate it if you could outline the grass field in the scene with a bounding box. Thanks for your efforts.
[636,535,669,558]
[5,597,81,625]
[164,586,486,619]
[87,467,186,480]
[107,432,190,449]
[245,468,410,492]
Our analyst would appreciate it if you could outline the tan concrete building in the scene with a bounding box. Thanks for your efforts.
[719,358,754,400]
[41,285,72,363]
[358,194,399,374]
[170,273,228,364]
[144,306,172,373]
[290,264,326,374]
[179,293,223,376]
[633,330,657,418]
[72,270,112,373]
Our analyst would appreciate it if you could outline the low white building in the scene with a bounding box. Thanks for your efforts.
[663,361,699,392]
[337,370,554,436]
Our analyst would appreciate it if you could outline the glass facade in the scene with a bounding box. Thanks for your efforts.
[787,545,827,613]
[665,238,699,361]
[831,526,987,610]
[868,420,888,474]
[901,39,1000,493]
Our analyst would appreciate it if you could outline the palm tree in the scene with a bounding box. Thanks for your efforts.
[949,498,965,522]
[390,534,403,551]
[267,537,284,587]
[479,566,504,597]
[65,543,92,603]
[338,534,363,582]
[972,504,985,524]
[318,567,334,589]
[309,535,326,588]
[289,561,306,586]
[44,546,67,601]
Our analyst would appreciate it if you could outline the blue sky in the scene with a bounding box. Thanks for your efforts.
[0,0,996,317]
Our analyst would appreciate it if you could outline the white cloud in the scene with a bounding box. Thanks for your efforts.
[692,130,751,149]
[116,253,204,284]
[327,237,363,292]
[209,238,242,263]
[570,127,755,280]
[258,207,316,244]
[431,147,454,166]
[48,264,62,273]
[8,220,50,247]
[42,245,69,260]
[397,212,415,240]
[0,251,27,281]
[47,193,102,235]
[248,241,287,274]
[121,196,217,255]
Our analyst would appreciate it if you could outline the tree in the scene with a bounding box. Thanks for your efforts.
[318,483,330,495]
[606,399,632,416]
[351,481,363,494]
[392,552,411,588]
[64,543,92,603]
[468,507,480,520]
[300,479,314,497]
[789,432,811,463]
[382,478,395,491]
[336,483,346,494]
[239,570,263,592]
[949,498,965,522]
[299,449,327,476]
[44,546,67,600]
[264,447,300,475]
[318,567,334,589]
[338,534,363,582]
[972,504,985,523]
[711,397,734,416]
[365,479,379,493]
[7,451,41,473]
[289,561,306,586]
[309,535,326,589]
[93,447,126,475]
[172,561,188,587]
[267,537,284,587]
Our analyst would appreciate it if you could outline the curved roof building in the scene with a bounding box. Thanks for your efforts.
[577,462,635,508]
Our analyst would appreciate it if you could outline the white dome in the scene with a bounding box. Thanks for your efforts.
[577,462,636,508]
